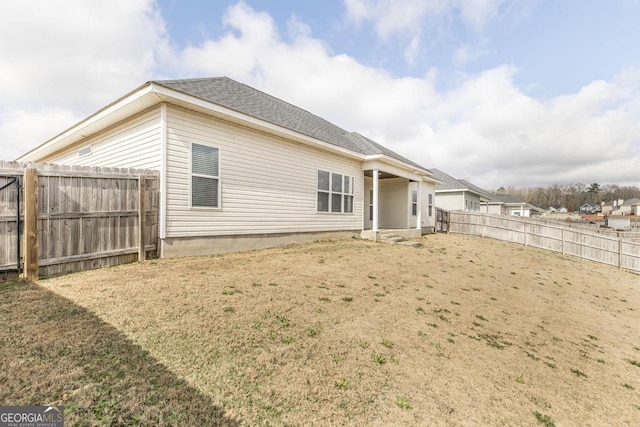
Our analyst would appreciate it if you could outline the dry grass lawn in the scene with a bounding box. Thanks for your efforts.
[2,234,640,426]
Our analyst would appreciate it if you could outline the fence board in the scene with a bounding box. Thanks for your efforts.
[449,212,640,275]
[0,161,159,282]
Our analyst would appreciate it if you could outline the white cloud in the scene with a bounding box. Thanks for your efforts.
[452,40,489,67]
[0,108,82,160]
[404,35,421,65]
[1,1,638,191]
[0,0,167,159]
[343,0,508,68]
[163,3,640,189]
[343,0,447,38]
[455,0,505,31]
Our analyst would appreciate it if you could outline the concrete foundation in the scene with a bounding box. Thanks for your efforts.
[160,230,360,258]
[360,228,424,242]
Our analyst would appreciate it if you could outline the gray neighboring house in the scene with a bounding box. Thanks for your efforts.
[483,193,531,217]
[431,169,493,212]
[579,202,601,214]
[17,77,439,257]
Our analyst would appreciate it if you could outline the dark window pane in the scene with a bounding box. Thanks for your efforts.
[318,170,330,191]
[343,176,351,194]
[331,193,342,212]
[332,173,343,192]
[192,144,219,176]
[344,195,353,213]
[317,192,329,212]
[192,176,219,207]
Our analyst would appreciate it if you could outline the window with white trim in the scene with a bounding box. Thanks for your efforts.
[411,190,418,216]
[428,193,433,217]
[191,143,220,208]
[317,170,354,213]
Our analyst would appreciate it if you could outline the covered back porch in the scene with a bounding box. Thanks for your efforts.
[359,159,435,241]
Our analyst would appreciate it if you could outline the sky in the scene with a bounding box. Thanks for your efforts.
[1,0,639,190]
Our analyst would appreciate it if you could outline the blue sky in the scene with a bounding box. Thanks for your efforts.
[1,0,639,189]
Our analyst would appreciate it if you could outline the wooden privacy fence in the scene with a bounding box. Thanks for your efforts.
[0,161,159,282]
[449,211,640,274]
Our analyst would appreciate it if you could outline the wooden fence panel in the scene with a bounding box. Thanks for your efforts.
[0,161,159,282]
[0,169,22,282]
[449,211,640,275]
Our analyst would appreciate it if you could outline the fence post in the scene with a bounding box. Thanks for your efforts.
[561,229,565,255]
[23,168,38,281]
[482,214,486,238]
[524,222,528,246]
[618,239,623,270]
[138,174,146,262]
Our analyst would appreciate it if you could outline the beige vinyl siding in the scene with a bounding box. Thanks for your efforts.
[165,106,363,237]
[41,107,162,170]
[378,178,409,229]
[422,182,436,228]
[413,180,435,228]
[463,193,482,211]
[486,204,503,215]
[435,191,465,211]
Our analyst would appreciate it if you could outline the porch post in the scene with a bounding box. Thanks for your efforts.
[416,179,422,230]
[372,169,379,232]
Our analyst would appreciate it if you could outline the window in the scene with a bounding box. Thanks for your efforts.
[411,190,418,216]
[317,170,353,213]
[191,143,220,208]
[428,193,433,217]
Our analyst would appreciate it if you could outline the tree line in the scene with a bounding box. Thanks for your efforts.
[495,183,640,212]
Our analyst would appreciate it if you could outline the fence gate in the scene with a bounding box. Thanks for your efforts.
[436,208,449,233]
[0,175,21,283]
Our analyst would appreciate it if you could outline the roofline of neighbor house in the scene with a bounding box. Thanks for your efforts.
[17,81,434,181]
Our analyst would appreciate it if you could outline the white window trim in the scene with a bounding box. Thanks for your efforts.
[190,142,222,210]
[316,169,355,214]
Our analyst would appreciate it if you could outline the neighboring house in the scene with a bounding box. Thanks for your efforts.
[529,205,546,217]
[607,198,625,215]
[548,205,568,213]
[431,169,492,212]
[579,202,601,214]
[17,77,439,257]
[616,198,640,215]
[483,193,531,217]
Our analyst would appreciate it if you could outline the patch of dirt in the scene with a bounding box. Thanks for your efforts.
[7,234,640,425]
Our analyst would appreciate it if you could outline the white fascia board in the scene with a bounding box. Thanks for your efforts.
[436,188,467,194]
[16,83,156,162]
[362,154,435,180]
[151,84,365,162]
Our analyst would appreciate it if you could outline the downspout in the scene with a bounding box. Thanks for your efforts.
[159,103,168,254]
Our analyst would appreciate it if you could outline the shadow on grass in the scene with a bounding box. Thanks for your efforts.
[0,281,239,426]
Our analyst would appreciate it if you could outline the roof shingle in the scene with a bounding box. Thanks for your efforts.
[154,77,427,170]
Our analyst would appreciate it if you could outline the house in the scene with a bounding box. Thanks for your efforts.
[548,205,568,213]
[605,198,625,215]
[17,77,439,257]
[616,198,640,215]
[431,169,492,212]
[482,193,531,217]
[579,202,601,215]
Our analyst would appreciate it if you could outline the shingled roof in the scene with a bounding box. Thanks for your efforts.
[154,77,427,171]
